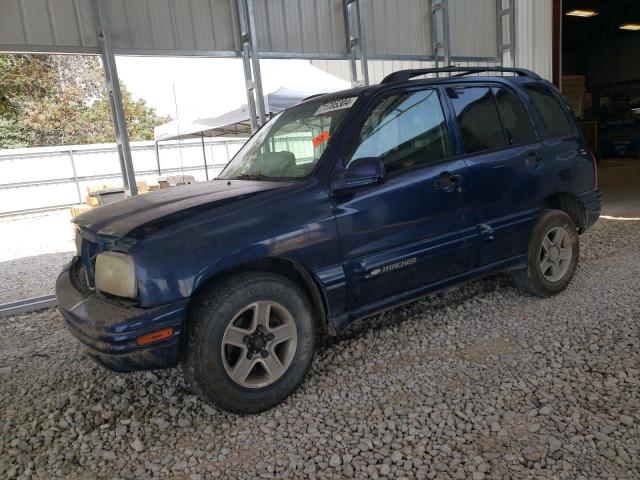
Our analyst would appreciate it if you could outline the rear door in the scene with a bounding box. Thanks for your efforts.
[332,87,474,309]
[522,83,596,194]
[445,84,543,267]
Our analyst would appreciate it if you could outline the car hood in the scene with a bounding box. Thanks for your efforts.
[74,180,291,239]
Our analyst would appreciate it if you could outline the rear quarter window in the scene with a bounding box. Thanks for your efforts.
[524,84,575,138]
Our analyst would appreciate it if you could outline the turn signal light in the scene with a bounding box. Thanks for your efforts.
[136,327,174,346]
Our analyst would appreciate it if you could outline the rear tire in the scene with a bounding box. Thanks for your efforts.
[514,210,579,297]
[182,272,315,413]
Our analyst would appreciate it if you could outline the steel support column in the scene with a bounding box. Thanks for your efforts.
[431,0,451,76]
[343,0,369,87]
[201,132,209,181]
[154,140,161,175]
[68,147,83,204]
[237,0,266,132]
[497,0,516,68]
[90,0,137,196]
[509,0,516,67]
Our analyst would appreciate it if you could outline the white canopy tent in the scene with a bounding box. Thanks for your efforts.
[154,86,321,140]
[154,63,351,142]
[152,62,351,180]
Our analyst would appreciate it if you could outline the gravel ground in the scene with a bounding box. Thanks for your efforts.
[0,252,74,303]
[0,208,75,303]
[1,218,639,480]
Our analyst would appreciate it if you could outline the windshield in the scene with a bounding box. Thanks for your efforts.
[219,96,357,180]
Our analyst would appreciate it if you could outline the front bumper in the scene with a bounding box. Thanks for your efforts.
[56,257,188,372]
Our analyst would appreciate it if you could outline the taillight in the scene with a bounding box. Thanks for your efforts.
[591,152,598,188]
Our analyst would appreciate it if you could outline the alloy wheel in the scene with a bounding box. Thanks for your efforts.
[539,226,573,282]
[221,301,298,388]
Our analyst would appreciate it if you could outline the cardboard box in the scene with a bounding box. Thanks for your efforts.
[71,205,92,217]
[86,195,99,207]
[563,76,586,97]
[136,181,149,194]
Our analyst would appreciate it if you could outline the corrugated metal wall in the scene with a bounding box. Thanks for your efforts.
[0,0,243,54]
[362,0,433,58]
[252,0,345,55]
[514,0,552,81]
[108,0,241,54]
[1,0,507,60]
[0,0,97,52]
[313,0,553,83]
[311,58,501,84]
[310,59,433,85]
[448,0,497,59]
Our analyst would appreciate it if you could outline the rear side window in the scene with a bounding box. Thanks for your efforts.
[448,87,506,154]
[524,84,574,138]
[492,87,536,145]
[348,89,452,174]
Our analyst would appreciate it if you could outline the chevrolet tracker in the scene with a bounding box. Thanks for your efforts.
[56,67,601,413]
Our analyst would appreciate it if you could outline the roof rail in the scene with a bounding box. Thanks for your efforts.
[301,93,327,102]
[380,67,541,84]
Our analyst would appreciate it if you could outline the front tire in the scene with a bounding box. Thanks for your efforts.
[514,210,580,297]
[182,272,315,413]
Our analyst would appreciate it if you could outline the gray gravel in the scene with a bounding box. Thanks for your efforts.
[1,218,639,479]
[0,252,74,303]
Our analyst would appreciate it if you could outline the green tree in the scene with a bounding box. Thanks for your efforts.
[0,54,170,148]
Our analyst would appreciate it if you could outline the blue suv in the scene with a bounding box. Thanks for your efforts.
[56,67,601,413]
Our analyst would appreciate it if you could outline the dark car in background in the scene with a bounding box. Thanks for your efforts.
[56,67,601,413]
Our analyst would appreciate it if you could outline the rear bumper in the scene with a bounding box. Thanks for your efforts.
[578,188,602,231]
[56,257,188,372]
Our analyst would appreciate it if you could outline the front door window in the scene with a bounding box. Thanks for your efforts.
[347,89,452,174]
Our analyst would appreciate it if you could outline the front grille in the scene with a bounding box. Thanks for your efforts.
[79,237,104,289]
[69,257,91,296]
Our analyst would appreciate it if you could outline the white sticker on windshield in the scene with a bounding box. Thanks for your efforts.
[314,97,358,116]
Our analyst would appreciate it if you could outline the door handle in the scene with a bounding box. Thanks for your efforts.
[526,151,542,168]
[433,173,463,192]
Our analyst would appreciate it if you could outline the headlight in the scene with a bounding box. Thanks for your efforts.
[95,252,138,298]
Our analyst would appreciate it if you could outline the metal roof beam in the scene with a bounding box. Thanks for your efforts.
[343,0,369,87]
[236,0,266,132]
[431,0,451,77]
[91,0,137,196]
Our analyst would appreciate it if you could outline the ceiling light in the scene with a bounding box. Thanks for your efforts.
[566,9,599,17]
[619,23,640,31]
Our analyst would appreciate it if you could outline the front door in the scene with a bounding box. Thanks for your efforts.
[332,87,474,309]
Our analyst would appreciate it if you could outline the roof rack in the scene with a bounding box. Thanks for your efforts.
[301,93,327,102]
[380,67,541,84]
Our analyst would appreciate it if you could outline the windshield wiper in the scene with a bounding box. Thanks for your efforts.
[229,174,270,181]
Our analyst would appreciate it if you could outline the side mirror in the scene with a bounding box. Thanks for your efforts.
[331,157,386,193]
